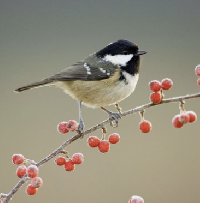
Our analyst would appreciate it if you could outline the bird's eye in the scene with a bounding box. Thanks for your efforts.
[122,51,128,55]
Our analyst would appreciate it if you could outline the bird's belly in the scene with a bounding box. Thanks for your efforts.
[55,74,139,108]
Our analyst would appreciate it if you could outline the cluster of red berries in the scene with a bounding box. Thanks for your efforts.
[87,133,120,153]
[172,110,197,128]
[57,120,79,134]
[55,152,84,171]
[149,78,173,104]
[195,64,200,86]
[129,195,144,203]
[12,154,43,196]
[140,78,173,133]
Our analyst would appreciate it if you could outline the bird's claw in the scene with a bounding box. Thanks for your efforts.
[108,112,121,128]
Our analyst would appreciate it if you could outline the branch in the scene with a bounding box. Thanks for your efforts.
[2,92,200,203]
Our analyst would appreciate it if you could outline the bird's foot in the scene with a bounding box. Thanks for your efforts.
[101,107,121,127]
[77,119,85,138]
[108,112,121,127]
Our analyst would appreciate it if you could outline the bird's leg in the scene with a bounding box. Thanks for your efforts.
[77,100,85,137]
[115,103,122,114]
[101,107,121,128]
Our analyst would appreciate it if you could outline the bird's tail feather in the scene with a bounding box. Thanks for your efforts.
[15,79,52,92]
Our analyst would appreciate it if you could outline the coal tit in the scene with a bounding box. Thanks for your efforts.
[15,39,146,132]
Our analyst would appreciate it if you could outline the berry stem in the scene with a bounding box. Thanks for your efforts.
[60,150,68,155]
[0,194,7,198]
[139,110,145,121]
[101,127,107,140]
[179,100,186,113]
[24,159,37,165]
[160,89,164,99]
[60,150,70,159]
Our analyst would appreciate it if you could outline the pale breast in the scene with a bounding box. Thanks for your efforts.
[54,72,139,108]
[105,73,139,106]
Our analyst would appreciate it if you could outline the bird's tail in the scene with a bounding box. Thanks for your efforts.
[15,79,52,92]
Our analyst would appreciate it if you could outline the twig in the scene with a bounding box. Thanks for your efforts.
[2,92,200,203]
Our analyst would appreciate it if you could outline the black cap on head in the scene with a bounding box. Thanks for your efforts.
[96,39,139,57]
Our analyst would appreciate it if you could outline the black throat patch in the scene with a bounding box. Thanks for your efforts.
[119,56,140,84]
[119,71,128,85]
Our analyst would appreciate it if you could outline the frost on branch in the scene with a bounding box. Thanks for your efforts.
[1,65,200,203]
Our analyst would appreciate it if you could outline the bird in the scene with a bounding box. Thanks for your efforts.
[15,39,146,133]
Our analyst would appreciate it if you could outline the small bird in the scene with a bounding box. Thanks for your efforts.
[15,39,146,133]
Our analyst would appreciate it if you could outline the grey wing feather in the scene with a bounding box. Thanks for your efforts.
[49,62,108,81]
[49,56,116,81]
[15,55,117,92]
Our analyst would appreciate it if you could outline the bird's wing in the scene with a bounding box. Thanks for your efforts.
[49,56,117,81]
[14,56,118,92]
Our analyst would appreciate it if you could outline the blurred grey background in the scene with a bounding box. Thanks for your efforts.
[1,0,200,203]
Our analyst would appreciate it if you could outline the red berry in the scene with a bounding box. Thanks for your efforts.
[172,115,184,128]
[67,120,79,132]
[87,136,100,147]
[65,160,75,171]
[139,120,152,133]
[55,156,66,166]
[197,78,200,86]
[26,184,38,196]
[16,165,27,178]
[12,154,24,165]
[57,122,69,134]
[187,111,197,123]
[179,113,190,124]
[195,64,200,77]
[150,92,162,104]
[31,177,43,188]
[149,80,161,92]
[72,153,84,164]
[108,133,120,144]
[129,195,144,203]
[161,78,173,90]
[98,140,110,153]
[27,165,39,178]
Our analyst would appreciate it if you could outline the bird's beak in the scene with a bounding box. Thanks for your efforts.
[136,50,147,56]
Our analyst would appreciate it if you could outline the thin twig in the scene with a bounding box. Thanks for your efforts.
[2,92,200,203]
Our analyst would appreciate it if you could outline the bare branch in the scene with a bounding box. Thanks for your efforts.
[2,92,200,203]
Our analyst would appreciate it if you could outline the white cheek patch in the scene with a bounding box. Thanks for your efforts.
[104,54,133,66]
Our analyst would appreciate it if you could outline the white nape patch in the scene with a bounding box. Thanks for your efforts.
[104,54,133,66]
[84,63,91,75]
